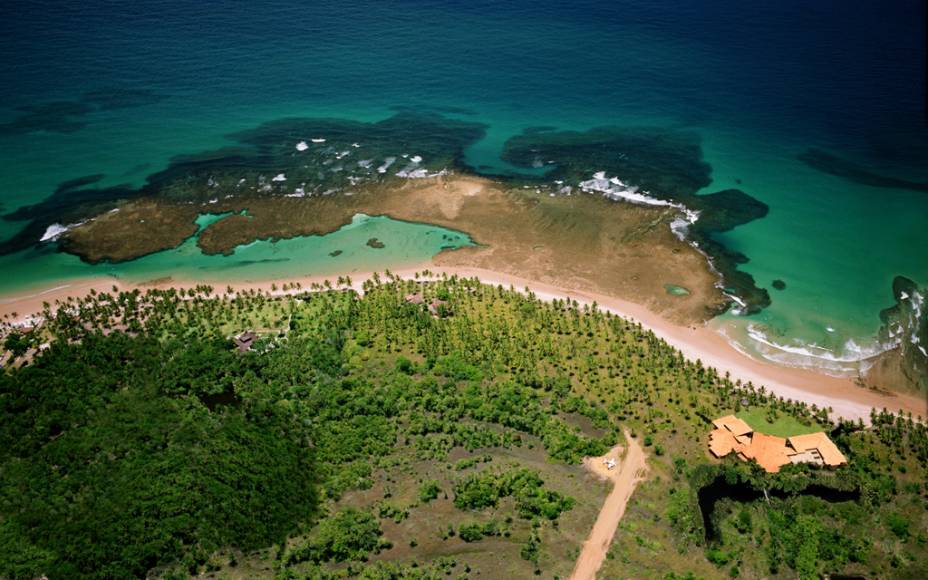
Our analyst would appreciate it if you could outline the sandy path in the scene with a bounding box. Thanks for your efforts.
[1,265,924,421]
[571,430,648,580]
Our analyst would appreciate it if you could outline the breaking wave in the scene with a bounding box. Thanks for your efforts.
[723,322,897,377]
[578,171,701,241]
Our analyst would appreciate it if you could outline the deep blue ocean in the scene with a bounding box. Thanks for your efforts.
[1,0,926,374]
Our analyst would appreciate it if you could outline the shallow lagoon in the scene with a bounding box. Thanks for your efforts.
[0,214,474,297]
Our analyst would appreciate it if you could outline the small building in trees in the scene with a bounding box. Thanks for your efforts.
[404,293,424,305]
[428,299,450,317]
[233,330,257,353]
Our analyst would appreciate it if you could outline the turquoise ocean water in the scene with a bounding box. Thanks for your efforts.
[1,0,926,375]
[0,213,474,299]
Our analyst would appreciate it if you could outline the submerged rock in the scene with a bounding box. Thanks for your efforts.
[870,276,928,392]
[798,148,928,193]
[366,237,385,249]
[772,279,786,291]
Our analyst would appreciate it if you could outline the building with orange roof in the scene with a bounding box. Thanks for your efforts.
[712,415,753,437]
[743,432,792,473]
[788,433,848,467]
[708,416,848,473]
[709,428,740,458]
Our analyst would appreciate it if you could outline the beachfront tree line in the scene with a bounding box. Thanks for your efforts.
[1,273,926,578]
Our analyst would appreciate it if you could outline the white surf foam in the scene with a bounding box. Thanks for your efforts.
[40,223,80,243]
[745,324,893,366]
[377,157,396,174]
[578,171,700,241]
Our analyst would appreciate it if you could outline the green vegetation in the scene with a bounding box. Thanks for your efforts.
[735,407,824,437]
[453,468,575,521]
[457,521,502,543]
[284,509,387,565]
[1,273,926,578]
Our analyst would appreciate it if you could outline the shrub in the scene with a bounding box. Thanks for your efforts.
[418,480,441,503]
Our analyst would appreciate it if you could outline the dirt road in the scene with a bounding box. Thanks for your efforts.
[570,430,649,580]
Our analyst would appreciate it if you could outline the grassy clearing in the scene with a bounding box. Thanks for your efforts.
[736,408,824,437]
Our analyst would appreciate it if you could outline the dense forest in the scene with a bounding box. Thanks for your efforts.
[1,273,926,578]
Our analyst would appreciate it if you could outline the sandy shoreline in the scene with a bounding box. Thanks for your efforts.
[2,266,924,423]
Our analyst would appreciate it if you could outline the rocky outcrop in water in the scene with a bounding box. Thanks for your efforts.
[0,112,488,260]
[501,126,771,314]
[870,276,928,393]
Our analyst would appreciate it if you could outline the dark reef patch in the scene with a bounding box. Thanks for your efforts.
[0,112,487,260]
[502,125,712,195]
[329,249,343,257]
[80,88,168,111]
[389,104,478,116]
[1,174,144,256]
[798,148,928,193]
[0,89,167,137]
[54,173,107,193]
[220,258,291,268]
[366,237,385,249]
[499,126,771,313]
[0,101,94,136]
[772,279,786,291]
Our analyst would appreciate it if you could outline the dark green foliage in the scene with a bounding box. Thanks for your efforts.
[765,508,868,578]
[520,529,542,564]
[0,333,318,579]
[458,520,501,542]
[285,509,383,565]
[453,468,574,521]
[395,356,415,374]
[2,331,32,358]
[885,512,910,540]
[418,480,441,503]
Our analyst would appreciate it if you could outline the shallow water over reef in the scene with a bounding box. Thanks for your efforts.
[0,214,474,296]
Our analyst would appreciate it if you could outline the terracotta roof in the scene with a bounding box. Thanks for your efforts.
[712,415,753,437]
[709,428,739,458]
[788,433,847,467]
[743,432,791,473]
